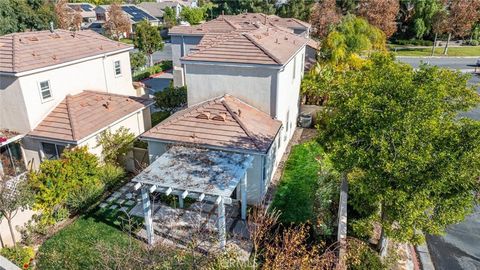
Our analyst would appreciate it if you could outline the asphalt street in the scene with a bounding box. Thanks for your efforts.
[397,56,480,270]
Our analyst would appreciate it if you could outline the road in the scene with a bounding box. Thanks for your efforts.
[397,57,480,270]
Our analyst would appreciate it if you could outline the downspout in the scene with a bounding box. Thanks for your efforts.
[102,54,109,93]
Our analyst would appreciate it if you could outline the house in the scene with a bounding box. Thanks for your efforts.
[94,4,160,36]
[138,1,182,23]
[140,13,310,204]
[159,0,197,8]
[0,29,153,171]
[67,3,97,27]
[169,12,312,86]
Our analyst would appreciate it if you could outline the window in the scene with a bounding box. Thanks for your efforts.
[0,142,26,177]
[41,142,65,160]
[38,80,52,101]
[114,60,122,76]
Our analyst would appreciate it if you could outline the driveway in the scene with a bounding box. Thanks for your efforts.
[143,70,173,94]
[397,56,480,270]
[152,42,172,64]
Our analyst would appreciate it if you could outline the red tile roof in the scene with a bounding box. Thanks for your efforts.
[182,26,308,65]
[141,95,282,153]
[29,91,153,142]
[0,30,132,74]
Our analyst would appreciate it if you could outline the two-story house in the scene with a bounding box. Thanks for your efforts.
[0,29,153,173]
[140,14,310,204]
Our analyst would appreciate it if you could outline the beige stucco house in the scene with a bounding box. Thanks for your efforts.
[141,13,311,204]
[0,29,153,172]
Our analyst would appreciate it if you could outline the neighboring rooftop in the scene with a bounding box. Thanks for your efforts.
[29,91,153,142]
[138,2,179,18]
[67,3,96,15]
[0,29,131,74]
[182,26,308,65]
[97,5,159,23]
[170,13,310,35]
[141,95,282,153]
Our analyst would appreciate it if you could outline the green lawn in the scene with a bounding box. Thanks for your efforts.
[391,46,480,56]
[36,206,144,270]
[271,141,335,224]
[119,38,134,45]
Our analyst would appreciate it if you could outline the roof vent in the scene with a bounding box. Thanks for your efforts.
[28,36,39,42]
[237,109,242,117]
[211,113,227,122]
[103,101,110,109]
[196,112,211,120]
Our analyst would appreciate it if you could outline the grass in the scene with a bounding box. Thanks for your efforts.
[36,203,144,270]
[119,38,133,45]
[271,141,329,224]
[390,46,480,56]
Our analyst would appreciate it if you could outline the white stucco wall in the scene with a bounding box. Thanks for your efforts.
[184,63,277,115]
[0,75,30,133]
[0,209,36,247]
[15,51,134,131]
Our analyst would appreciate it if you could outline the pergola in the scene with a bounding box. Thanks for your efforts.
[132,145,254,249]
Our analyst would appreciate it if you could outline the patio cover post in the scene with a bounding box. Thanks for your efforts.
[241,173,247,220]
[217,196,226,249]
[141,187,154,246]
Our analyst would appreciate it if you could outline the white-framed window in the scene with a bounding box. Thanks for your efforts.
[114,60,122,76]
[41,142,66,160]
[38,80,52,102]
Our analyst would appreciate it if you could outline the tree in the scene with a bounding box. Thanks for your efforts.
[163,6,177,28]
[442,0,480,55]
[210,0,276,17]
[134,20,163,67]
[276,0,314,22]
[180,6,206,25]
[309,0,341,38]
[357,0,400,38]
[55,0,82,30]
[154,84,187,113]
[319,53,480,249]
[431,9,448,56]
[0,0,56,35]
[104,3,130,40]
[336,0,356,15]
[96,127,136,166]
[129,51,146,72]
[319,15,386,64]
[410,0,442,39]
[0,176,33,246]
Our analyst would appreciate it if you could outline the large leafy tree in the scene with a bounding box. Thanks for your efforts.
[357,0,400,38]
[442,0,480,54]
[134,20,163,67]
[210,0,276,17]
[309,0,341,38]
[276,0,313,22]
[0,0,56,35]
[409,0,442,39]
[319,15,385,64]
[104,3,131,40]
[319,53,480,248]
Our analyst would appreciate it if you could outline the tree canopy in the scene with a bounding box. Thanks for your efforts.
[319,53,480,244]
[0,0,57,35]
[134,20,163,66]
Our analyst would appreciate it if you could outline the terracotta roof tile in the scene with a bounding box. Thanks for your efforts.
[0,29,132,73]
[141,95,281,153]
[29,91,153,142]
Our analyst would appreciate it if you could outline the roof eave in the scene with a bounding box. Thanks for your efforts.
[180,59,283,69]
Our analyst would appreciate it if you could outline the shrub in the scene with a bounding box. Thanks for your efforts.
[29,147,101,224]
[465,40,480,46]
[346,239,385,270]
[98,163,126,189]
[154,84,187,113]
[132,61,172,81]
[65,183,103,212]
[0,245,35,269]
[96,127,136,166]
[151,111,171,126]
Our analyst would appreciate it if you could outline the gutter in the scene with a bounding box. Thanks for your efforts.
[0,47,133,77]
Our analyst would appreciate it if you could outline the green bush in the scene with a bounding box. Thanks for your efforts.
[271,141,330,224]
[132,61,173,81]
[0,246,35,269]
[346,240,385,270]
[98,163,126,189]
[65,183,103,212]
[465,40,480,46]
[154,85,187,113]
[393,39,433,46]
[151,111,171,126]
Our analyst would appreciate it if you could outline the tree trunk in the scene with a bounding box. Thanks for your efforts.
[0,232,4,248]
[7,218,16,247]
[431,33,437,56]
[443,33,451,55]
[377,201,388,257]
[148,54,153,67]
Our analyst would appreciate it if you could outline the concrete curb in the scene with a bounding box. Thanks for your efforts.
[416,242,435,270]
[0,255,21,270]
